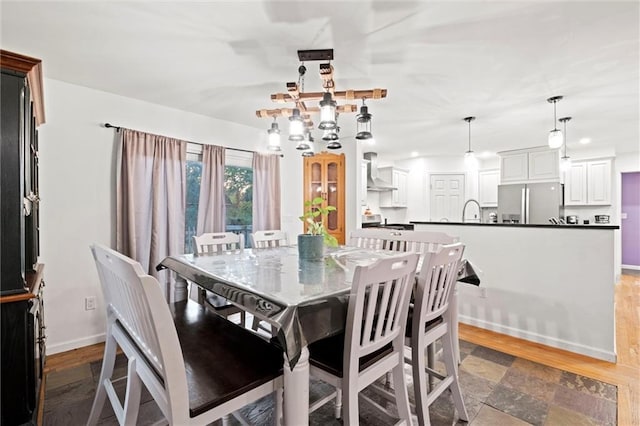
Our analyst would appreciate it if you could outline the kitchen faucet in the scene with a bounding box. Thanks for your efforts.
[462,199,481,223]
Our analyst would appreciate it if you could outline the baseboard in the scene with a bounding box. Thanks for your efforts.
[621,264,640,271]
[47,333,106,355]
[459,315,617,363]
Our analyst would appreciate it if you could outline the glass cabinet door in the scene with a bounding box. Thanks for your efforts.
[303,153,344,244]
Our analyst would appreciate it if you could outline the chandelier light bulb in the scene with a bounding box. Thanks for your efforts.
[355,101,373,140]
[289,108,305,142]
[267,120,281,151]
[318,92,337,130]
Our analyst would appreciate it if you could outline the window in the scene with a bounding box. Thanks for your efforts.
[184,145,253,252]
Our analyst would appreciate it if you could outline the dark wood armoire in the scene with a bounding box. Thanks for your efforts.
[0,49,47,426]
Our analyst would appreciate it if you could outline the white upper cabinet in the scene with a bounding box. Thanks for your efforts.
[564,162,588,205]
[499,147,560,183]
[379,167,408,208]
[478,169,499,207]
[565,159,612,206]
[500,152,529,182]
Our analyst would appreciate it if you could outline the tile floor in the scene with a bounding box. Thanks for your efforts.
[43,340,617,425]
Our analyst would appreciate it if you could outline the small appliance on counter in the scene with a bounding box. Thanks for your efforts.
[566,215,579,224]
[595,215,610,224]
[488,212,498,223]
[360,214,414,230]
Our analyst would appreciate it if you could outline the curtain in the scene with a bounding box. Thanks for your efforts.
[196,144,226,234]
[252,152,281,231]
[116,129,186,284]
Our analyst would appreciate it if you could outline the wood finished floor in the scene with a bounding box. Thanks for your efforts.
[45,271,639,425]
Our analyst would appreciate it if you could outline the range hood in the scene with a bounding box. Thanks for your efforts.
[363,152,396,192]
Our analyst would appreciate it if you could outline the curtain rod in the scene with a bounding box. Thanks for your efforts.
[103,123,283,157]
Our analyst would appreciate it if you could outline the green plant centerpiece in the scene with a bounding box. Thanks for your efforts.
[298,196,338,259]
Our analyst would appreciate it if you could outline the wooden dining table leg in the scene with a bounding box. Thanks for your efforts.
[283,346,310,426]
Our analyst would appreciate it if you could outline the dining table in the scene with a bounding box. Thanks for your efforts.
[157,244,480,425]
[157,245,399,425]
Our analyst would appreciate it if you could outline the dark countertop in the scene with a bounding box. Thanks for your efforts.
[409,221,619,230]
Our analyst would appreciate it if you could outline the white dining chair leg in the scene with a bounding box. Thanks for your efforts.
[334,388,342,419]
[450,288,461,364]
[391,354,412,425]
[442,327,468,421]
[121,357,143,425]
[87,328,117,426]
[412,331,430,425]
[275,388,284,426]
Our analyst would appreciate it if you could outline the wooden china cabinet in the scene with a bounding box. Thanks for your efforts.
[303,152,345,244]
[1,50,47,426]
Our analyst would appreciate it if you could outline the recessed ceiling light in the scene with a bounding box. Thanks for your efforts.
[579,138,591,145]
[479,151,493,158]
[411,151,419,157]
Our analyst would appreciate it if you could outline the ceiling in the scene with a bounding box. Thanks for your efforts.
[1,1,638,160]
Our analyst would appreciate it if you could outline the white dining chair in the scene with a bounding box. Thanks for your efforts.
[87,244,283,426]
[251,230,289,249]
[192,232,247,327]
[249,230,288,335]
[307,252,419,426]
[407,242,468,425]
[349,229,462,362]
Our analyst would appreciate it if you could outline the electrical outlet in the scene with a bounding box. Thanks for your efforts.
[85,296,96,311]
[480,288,487,298]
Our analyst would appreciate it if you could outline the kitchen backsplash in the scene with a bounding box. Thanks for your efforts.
[564,205,614,224]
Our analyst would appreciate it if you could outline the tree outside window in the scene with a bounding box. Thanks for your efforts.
[184,159,253,252]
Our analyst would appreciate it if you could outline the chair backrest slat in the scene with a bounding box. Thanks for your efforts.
[418,243,465,323]
[193,232,244,255]
[349,229,458,277]
[251,230,288,249]
[345,253,419,358]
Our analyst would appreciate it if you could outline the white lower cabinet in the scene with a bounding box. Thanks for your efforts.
[478,169,499,207]
[564,159,612,206]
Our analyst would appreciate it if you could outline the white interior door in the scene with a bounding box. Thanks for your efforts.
[430,174,465,221]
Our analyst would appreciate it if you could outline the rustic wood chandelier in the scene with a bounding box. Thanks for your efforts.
[256,49,387,154]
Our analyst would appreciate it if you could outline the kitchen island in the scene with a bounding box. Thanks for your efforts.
[411,221,619,362]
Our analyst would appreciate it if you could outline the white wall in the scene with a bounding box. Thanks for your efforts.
[39,78,310,353]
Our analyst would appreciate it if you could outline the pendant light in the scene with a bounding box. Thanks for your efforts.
[355,99,373,140]
[463,116,478,169]
[267,117,281,151]
[558,116,572,171]
[547,96,564,148]
[296,128,312,151]
[324,126,341,150]
[318,92,337,130]
[300,130,315,156]
[289,108,305,142]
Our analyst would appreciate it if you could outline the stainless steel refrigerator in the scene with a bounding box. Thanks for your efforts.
[497,182,564,224]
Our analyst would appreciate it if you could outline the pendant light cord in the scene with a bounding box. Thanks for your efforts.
[553,100,558,131]
[563,119,568,156]
[468,120,472,151]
